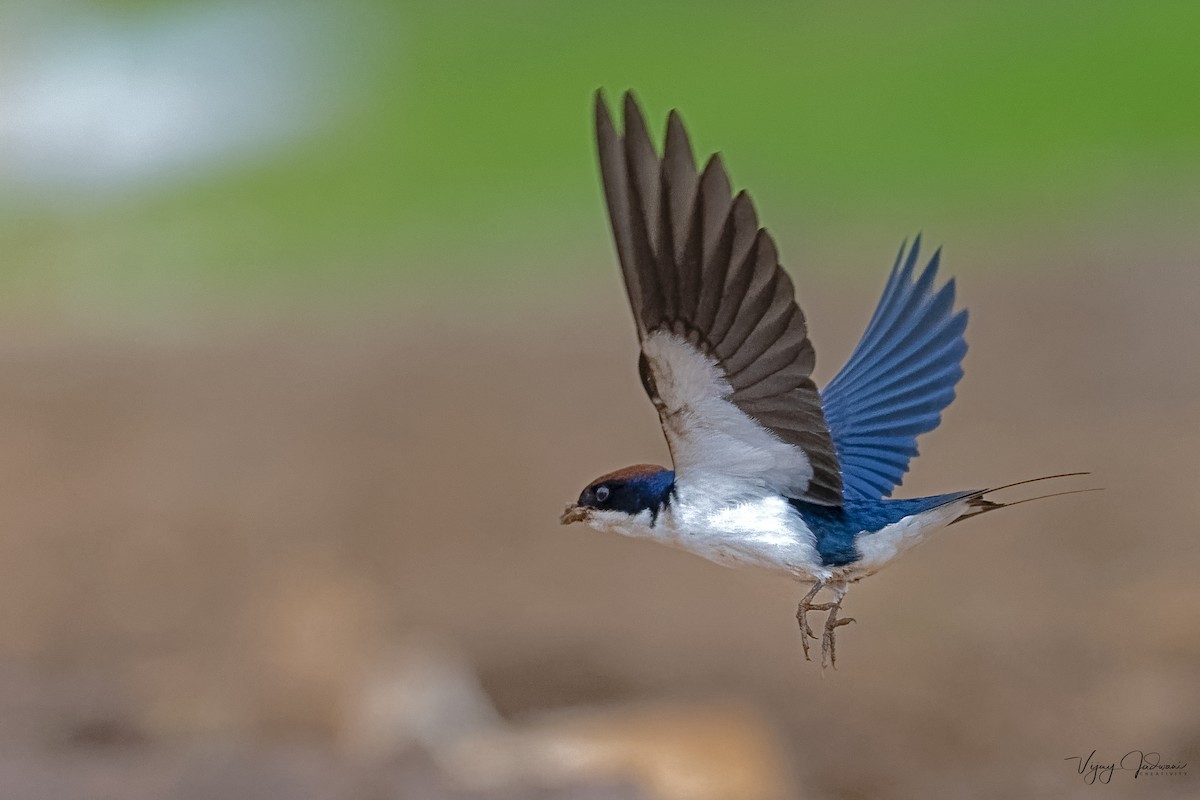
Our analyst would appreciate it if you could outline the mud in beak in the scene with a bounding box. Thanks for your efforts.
[560,504,589,525]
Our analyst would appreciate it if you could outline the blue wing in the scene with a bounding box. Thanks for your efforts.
[820,237,968,500]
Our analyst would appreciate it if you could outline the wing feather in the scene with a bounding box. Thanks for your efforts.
[695,157,735,333]
[821,239,969,499]
[596,91,841,504]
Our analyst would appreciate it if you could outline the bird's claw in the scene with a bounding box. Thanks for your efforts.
[821,611,856,671]
[798,603,833,636]
[795,584,831,661]
[796,583,855,668]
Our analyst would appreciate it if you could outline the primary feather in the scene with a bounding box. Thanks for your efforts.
[595,90,844,505]
[821,238,969,500]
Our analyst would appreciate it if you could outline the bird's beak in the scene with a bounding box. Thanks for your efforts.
[560,504,589,525]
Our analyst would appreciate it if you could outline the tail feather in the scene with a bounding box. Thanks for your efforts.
[945,473,1100,526]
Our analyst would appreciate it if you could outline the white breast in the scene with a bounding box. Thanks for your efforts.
[654,480,828,579]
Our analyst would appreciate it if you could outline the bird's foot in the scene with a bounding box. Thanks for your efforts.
[820,602,856,671]
[795,582,833,661]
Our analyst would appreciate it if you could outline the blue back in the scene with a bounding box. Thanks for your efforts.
[820,237,969,500]
[791,492,975,566]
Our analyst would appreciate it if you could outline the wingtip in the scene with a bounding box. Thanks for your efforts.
[665,108,685,143]
[663,107,696,170]
[925,245,942,277]
[665,107,686,136]
[594,90,620,152]
[698,152,732,203]
[619,90,656,158]
[730,188,758,226]
[899,233,922,278]
[594,89,613,123]
[890,239,908,273]
[702,151,726,173]
[623,90,646,124]
[595,89,650,137]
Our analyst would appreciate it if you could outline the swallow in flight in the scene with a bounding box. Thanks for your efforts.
[561,92,1090,668]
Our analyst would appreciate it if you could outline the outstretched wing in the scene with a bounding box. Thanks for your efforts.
[820,237,968,500]
[595,91,842,505]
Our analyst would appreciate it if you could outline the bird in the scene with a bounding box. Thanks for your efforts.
[560,91,1092,669]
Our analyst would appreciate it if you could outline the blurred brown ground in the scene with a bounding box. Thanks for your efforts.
[0,249,1197,799]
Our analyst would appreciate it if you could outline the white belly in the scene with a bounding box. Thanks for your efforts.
[838,500,968,579]
[655,487,828,579]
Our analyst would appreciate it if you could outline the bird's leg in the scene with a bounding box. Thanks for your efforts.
[820,584,855,671]
[795,581,835,661]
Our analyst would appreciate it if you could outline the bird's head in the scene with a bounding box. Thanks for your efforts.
[560,464,676,531]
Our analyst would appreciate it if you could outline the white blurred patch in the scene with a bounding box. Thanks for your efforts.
[0,1,341,193]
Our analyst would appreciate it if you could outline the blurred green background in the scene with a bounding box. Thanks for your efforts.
[2,0,1198,314]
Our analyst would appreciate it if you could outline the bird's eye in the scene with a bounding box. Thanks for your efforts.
[594,485,610,503]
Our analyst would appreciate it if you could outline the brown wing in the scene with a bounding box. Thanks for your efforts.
[594,91,842,505]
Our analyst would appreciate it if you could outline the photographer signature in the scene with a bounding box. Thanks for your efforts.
[1065,750,1188,784]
